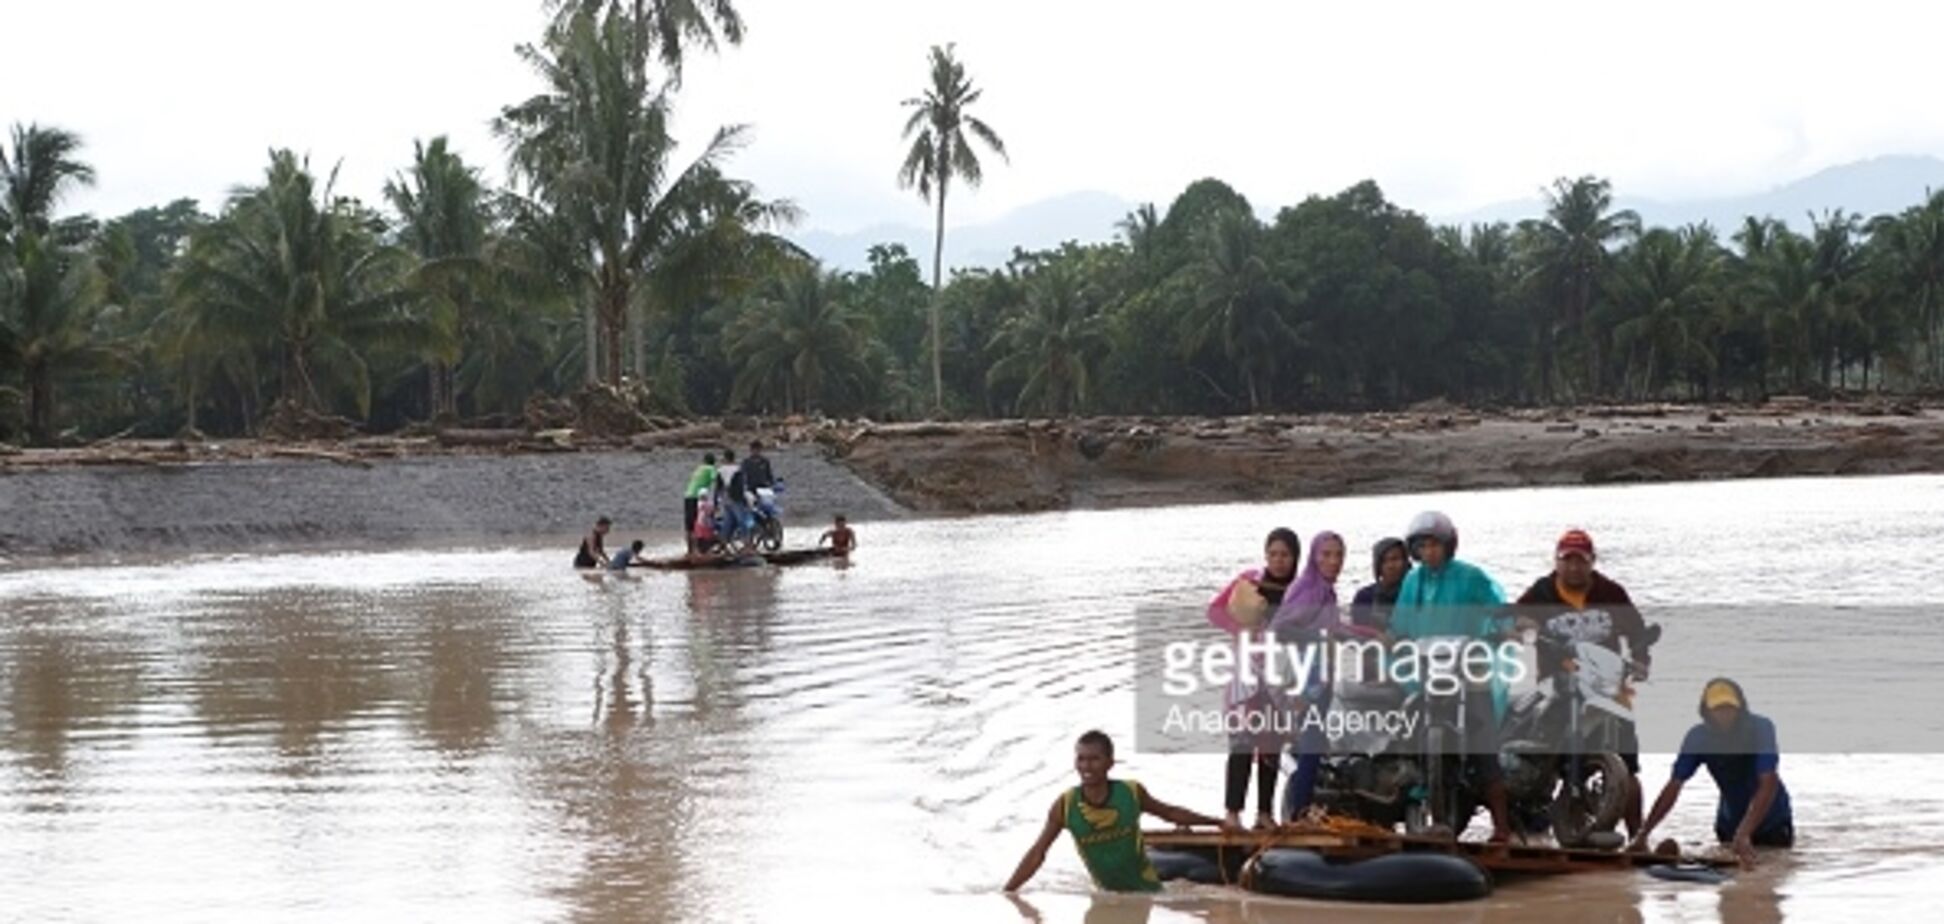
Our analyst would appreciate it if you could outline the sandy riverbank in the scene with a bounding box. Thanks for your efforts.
[5,399,1943,559]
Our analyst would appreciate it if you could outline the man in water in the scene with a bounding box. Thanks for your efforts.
[1631,678,1793,867]
[1390,510,1515,842]
[1349,536,1407,631]
[818,514,856,555]
[683,453,718,553]
[574,516,612,569]
[1514,528,1657,836]
[1004,730,1227,893]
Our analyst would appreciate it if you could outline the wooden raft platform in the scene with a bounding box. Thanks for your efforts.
[637,547,843,571]
[1144,828,1734,877]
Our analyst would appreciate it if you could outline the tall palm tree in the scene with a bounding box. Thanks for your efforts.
[170,150,422,423]
[1,123,109,443]
[986,262,1107,416]
[1185,209,1302,412]
[546,0,744,83]
[727,265,872,413]
[1866,191,1944,382]
[1608,227,1721,397]
[497,9,790,388]
[385,137,488,418]
[1519,176,1640,400]
[898,42,1007,412]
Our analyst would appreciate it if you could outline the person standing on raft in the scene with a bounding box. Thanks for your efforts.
[1207,528,1302,830]
[1390,510,1517,842]
[1630,678,1794,867]
[1004,730,1227,893]
[682,453,718,554]
[1273,530,1349,821]
[1349,537,1408,631]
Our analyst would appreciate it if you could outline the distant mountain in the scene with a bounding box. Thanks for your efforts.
[791,190,1136,273]
[1439,155,1944,233]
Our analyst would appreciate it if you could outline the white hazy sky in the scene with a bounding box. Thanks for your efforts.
[5,0,1943,233]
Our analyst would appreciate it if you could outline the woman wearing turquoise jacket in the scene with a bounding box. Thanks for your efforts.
[1389,510,1514,842]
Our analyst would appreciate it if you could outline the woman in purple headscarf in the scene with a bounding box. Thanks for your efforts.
[1270,531,1346,820]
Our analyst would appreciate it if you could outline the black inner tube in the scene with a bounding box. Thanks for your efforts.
[1249,849,1492,904]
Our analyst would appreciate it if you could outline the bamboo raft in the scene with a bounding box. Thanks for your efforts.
[636,547,844,571]
[1144,827,1735,877]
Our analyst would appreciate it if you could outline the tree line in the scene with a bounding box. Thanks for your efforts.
[7,1,1944,445]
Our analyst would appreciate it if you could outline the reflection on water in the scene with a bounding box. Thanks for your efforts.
[3,476,1944,921]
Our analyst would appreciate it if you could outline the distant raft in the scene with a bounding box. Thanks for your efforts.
[635,547,844,571]
[1246,849,1492,903]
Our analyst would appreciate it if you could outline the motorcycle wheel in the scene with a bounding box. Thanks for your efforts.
[759,518,783,552]
[1548,752,1632,848]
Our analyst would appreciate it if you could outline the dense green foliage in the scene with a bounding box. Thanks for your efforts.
[7,5,1944,443]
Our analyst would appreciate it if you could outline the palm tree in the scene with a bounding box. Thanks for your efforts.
[546,0,744,82]
[385,137,488,418]
[986,263,1107,416]
[898,42,1007,412]
[1608,227,1722,397]
[497,9,791,389]
[1184,209,1302,412]
[1867,192,1944,382]
[170,150,422,423]
[500,10,790,388]
[1741,227,1822,390]
[727,265,872,413]
[1,123,111,443]
[1520,176,1640,400]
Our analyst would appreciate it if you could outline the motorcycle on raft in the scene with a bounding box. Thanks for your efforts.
[1297,621,1658,848]
[694,481,787,556]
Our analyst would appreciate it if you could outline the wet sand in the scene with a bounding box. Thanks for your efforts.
[0,444,901,560]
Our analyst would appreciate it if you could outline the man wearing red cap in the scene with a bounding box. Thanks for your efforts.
[1515,528,1657,836]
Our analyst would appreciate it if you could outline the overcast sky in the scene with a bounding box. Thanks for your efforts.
[6,0,1943,233]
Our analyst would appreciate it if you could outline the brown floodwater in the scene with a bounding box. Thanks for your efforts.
[3,476,1941,921]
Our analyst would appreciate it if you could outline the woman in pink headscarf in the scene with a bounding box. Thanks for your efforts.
[1207,527,1301,829]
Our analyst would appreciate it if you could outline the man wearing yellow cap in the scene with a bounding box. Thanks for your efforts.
[1630,678,1794,867]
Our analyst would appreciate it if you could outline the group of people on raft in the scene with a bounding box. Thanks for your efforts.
[571,440,856,570]
[1006,510,1794,894]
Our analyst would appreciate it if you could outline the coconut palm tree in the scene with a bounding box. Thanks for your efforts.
[1184,209,1302,412]
[497,9,790,389]
[546,0,744,82]
[385,136,488,418]
[1607,227,1722,397]
[898,42,1007,412]
[1519,176,1640,400]
[169,150,422,423]
[1,123,112,443]
[1866,191,1944,382]
[986,262,1107,416]
[728,264,872,413]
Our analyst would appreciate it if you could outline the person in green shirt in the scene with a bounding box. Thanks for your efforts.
[1004,730,1227,894]
[682,453,717,554]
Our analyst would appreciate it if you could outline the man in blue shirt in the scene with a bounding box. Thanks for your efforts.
[1631,677,1793,867]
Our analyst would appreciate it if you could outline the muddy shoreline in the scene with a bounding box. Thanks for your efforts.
[6,400,1944,560]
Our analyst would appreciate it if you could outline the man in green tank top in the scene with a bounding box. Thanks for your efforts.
[1004,730,1227,893]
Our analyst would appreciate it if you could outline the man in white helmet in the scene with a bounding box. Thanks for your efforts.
[1391,510,1515,842]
